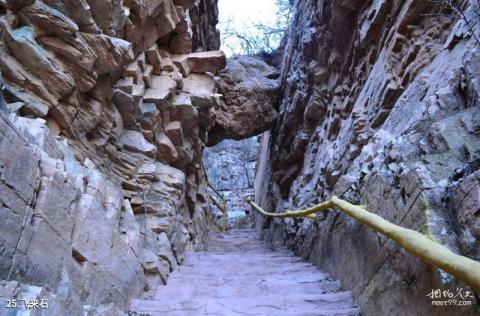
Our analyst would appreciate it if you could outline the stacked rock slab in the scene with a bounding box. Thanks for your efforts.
[254,1,480,316]
[0,0,228,314]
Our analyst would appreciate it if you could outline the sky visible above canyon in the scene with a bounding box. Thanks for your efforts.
[218,0,280,56]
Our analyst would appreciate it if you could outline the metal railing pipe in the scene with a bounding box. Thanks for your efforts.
[248,196,480,292]
[202,161,228,231]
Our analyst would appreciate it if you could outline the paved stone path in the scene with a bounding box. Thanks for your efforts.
[130,228,360,316]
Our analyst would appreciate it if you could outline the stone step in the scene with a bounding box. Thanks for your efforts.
[129,228,359,315]
[154,279,343,300]
[132,292,357,316]
[174,265,326,279]
[183,251,304,263]
[178,258,314,270]
[166,272,332,289]
[274,307,362,316]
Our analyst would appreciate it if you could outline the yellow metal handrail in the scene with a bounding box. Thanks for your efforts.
[209,194,227,231]
[202,162,228,231]
[248,196,480,292]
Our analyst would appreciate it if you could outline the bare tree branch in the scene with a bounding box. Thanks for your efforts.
[219,0,293,55]
[429,0,480,45]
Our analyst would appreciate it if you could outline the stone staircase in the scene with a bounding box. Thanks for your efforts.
[130,228,361,316]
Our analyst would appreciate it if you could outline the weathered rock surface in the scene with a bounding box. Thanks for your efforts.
[254,1,480,316]
[121,129,158,157]
[209,56,280,145]
[0,111,145,314]
[0,0,223,313]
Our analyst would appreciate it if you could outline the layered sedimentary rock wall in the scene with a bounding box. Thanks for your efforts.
[255,1,480,315]
[0,0,272,314]
[0,0,279,312]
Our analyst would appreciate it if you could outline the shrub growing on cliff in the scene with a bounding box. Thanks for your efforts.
[432,0,480,45]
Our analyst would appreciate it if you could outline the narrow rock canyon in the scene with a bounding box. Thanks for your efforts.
[0,0,479,315]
